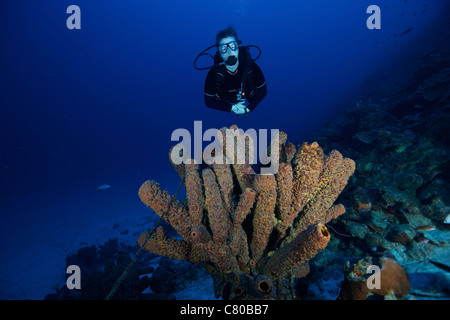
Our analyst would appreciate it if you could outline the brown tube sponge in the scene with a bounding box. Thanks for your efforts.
[293,154,355,236]
[202,168,230,245]
[263,223,330,280]
[185,167,204,227]
[213,163,235,215]
[291,262,311,279]
[138,180,192,240]
[138,227,207,264]
[190,225,212,244]
[274,162,293,235]
[228,128,256,192]
[232,188,256,226]
[250,275,276,299]
[290,142,325,216]
[203,241,240,274]
[230,188,256,267]
[284,142,297,164]
[137,127,356,299]
[251,174,277,263]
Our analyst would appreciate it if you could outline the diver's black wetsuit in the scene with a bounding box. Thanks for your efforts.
[204,58,267,113]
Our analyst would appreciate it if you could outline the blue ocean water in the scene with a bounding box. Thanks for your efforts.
[0,0,449,300]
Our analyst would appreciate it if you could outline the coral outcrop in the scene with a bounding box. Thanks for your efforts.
[339,257,410,300]
[137,126,355,299]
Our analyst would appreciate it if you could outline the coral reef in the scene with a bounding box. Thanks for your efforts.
[339,257,410,300]
[137,127,355,299]
[45,238,154,300]
[312,49,450,299]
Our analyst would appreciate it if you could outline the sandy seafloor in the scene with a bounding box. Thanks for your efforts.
[0,182,216,300]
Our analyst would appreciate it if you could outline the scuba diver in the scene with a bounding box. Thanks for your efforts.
[194,26,267,115]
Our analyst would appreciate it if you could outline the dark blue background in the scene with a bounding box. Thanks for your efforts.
[0,1,448,297]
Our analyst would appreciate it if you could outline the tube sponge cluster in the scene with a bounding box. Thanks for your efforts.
[137,125,355,299]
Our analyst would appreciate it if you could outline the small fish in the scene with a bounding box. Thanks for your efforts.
[96,184,111,190]
[400,27,414,36]
[414,235,429,243]
[415,225,435,232]
[444,213,450,224]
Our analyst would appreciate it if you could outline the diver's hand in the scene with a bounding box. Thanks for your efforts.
[231,104,250,115]
[231,103,247,115]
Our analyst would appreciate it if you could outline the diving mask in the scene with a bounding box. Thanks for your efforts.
[218,40,242,54]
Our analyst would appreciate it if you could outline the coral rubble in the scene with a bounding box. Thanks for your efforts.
[137,126,355,299]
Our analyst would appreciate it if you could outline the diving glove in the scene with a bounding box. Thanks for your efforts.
[231,104,249,115]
